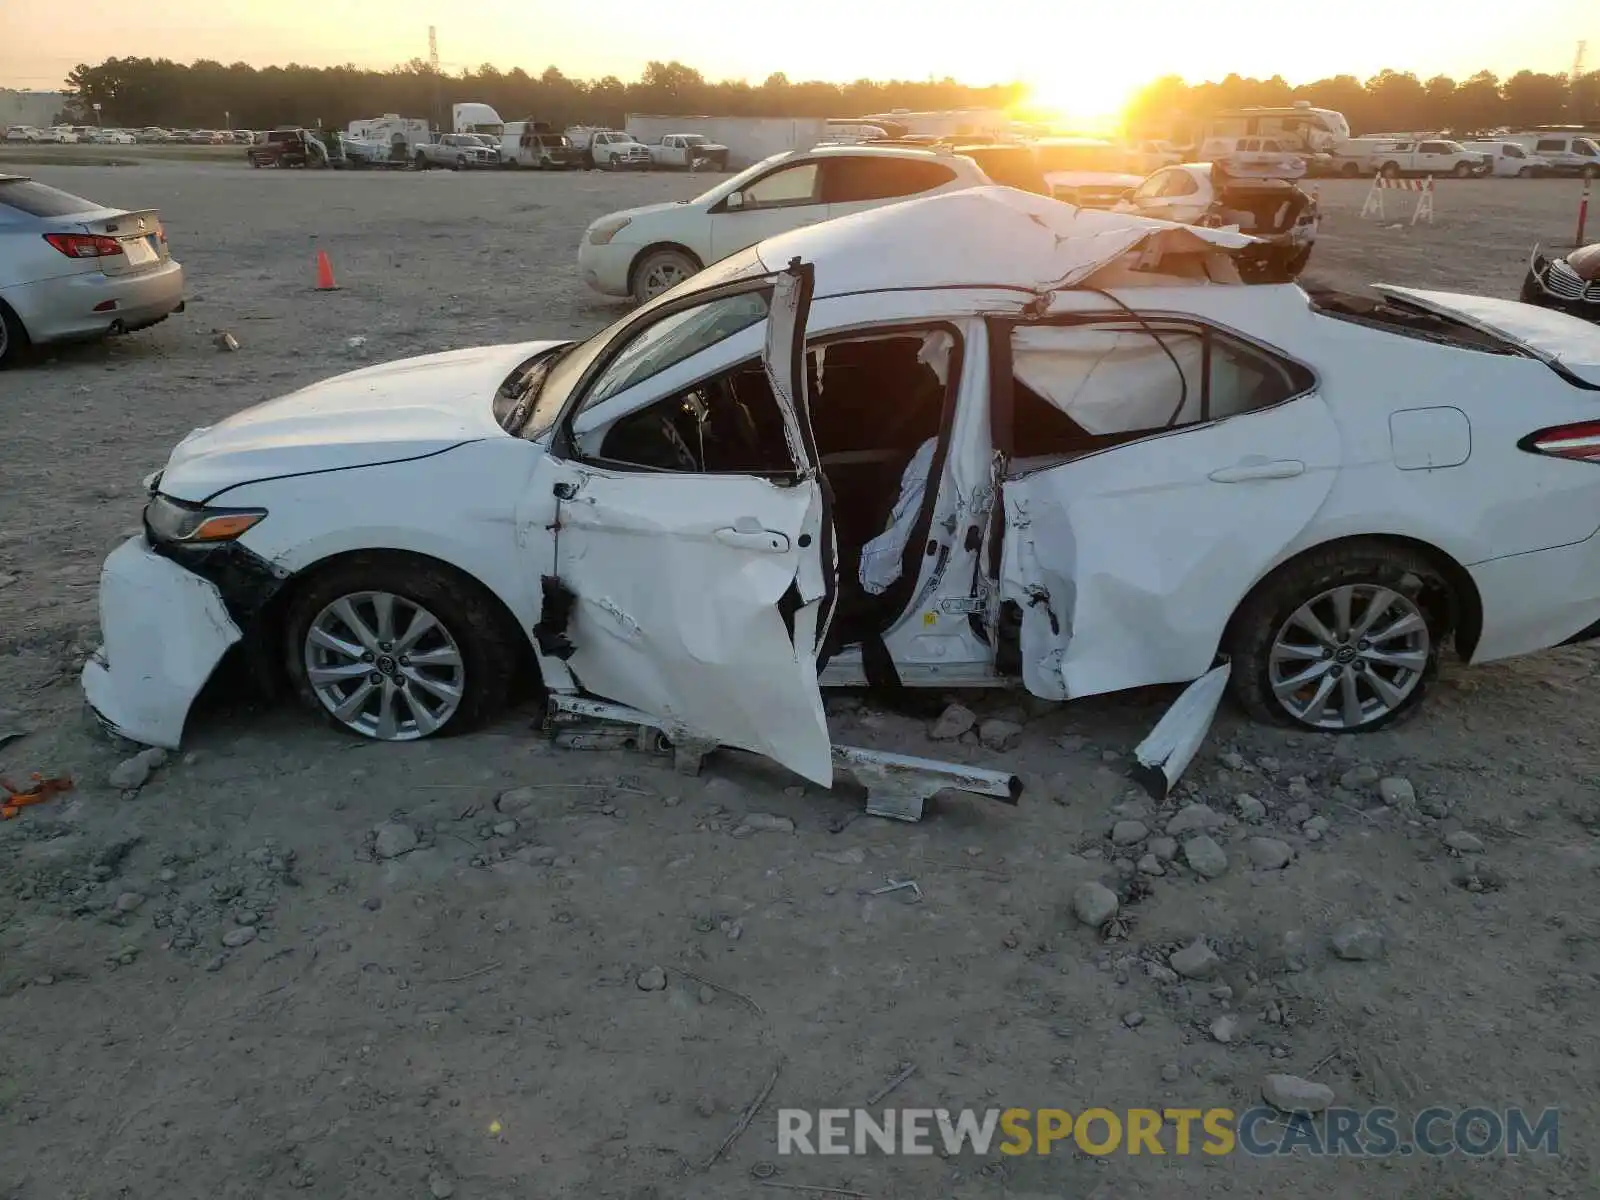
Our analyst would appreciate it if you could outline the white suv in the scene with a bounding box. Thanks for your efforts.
[578,145,992,303]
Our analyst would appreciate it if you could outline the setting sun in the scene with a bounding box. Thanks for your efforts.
[1020,71,1141,135]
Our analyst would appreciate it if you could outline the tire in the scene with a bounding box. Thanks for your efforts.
[1586,165,1599,181]
[1518,165,1533,178]
[1380,162,1401,180]
[1453,161,1472,178]
[250,157,262,168]
[282,555,521,742]
[415,151,429,170]
[0,299,29,369]
[1224,541,1447,733]
[629,246,703,305]
[1340,161,1360,178]
[454,155,466,171]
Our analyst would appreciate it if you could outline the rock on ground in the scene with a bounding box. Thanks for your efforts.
[636,965,668,991]
[1072,882,1119,928]
[1166,804,1226,835]
[371,821,418,859]
[1110,820,1149,846]
[1183,835,1229,879]
[738,813,795,834]
[929,703,976,740]
[1444,830,1485,853]
[1331,921,1385,961]
[1261,1073,1335,1115]
[1247,837,1294,871]
[1169,938,1220,979]
[108,756,151,791]
[1209,1014,1241,1044]
[1378,777,1416,806]
[978,718,1024,752]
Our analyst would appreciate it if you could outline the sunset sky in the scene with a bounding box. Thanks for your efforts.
[3,0,1597,123]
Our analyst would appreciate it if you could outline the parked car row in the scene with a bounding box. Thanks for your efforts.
[3,125,256,146]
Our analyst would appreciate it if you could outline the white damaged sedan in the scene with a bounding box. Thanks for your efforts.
[83,187,1600,814]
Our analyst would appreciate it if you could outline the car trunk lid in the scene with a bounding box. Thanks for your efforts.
[1372,284,1600,386]
[68,207,169,276]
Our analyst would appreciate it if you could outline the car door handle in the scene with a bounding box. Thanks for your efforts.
[715,526,791,553]
[1209,459,1306,483]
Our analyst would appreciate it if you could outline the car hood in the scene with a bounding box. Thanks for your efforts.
[1372,285,1600,386]
[158,340,566,502]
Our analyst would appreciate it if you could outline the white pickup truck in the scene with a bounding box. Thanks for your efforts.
[567,127,652,170]
[1371,139,1488,179]
[646,133,730,171]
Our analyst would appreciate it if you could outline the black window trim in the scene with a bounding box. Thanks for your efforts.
[986,308,1320,477]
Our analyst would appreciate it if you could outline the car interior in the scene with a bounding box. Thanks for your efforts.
[593,331,952,654]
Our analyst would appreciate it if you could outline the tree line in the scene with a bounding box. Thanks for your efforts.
[57,56,1600,137]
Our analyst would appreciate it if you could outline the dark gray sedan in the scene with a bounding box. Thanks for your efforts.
[0,174,185,366]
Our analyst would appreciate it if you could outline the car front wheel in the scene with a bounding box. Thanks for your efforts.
[283,556,520,742]
[1225,542,1445,733]
[629,247,703,305]
[1453,161,1472,178]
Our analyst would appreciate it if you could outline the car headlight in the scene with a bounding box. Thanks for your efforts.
[588,216,632,245]
[144,494,267,544]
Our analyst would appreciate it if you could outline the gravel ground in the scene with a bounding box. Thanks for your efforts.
[3,163,1599,1199]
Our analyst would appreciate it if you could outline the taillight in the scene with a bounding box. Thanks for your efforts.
[1522,421,1600,462]
[43,232,123,259]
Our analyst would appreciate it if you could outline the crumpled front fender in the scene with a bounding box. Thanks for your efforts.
[80,537,242,749]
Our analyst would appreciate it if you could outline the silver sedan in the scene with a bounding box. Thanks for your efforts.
[0,173,185,366]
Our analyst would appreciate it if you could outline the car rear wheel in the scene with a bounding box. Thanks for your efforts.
[1224,542,1445,733]
[1380,162,1401,179]
[1340,162,1361,177]
[1586,165,1599,180]
[0,300,29,368]
[630,247,702,305]
[283,556,520,742]
[1452,161,1472,178]
[415,151,429,170]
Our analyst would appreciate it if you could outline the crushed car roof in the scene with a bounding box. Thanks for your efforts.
[752,185,1255,298]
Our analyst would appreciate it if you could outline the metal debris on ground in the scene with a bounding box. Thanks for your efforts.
[705,1058,783,1170]
[674,965,765,1016]
[860,878,922,902]
[758,1184,870,1198]
[212,330,239,351]
[1,774,73,819]
[865,1061,917,1105]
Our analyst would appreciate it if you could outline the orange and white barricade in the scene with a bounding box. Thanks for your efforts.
[1360,174,1435,225]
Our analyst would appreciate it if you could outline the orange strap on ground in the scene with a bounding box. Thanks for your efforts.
[0,774,74,819]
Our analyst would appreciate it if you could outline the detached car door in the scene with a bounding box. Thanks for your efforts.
[533,263,839,784]
[993,315,1340,701]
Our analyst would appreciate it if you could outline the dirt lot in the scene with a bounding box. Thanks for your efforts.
[3,161,1600,1199]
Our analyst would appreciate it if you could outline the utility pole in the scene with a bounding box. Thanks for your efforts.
[429,26,443,133]
[1573,40,1588,122]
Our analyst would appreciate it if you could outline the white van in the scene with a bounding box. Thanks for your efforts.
[1509,133,1600,177]
[1463,140,1542,178]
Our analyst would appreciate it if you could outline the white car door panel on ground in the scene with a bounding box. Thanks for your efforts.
[537,265,838,785]
[997,317,1339,700]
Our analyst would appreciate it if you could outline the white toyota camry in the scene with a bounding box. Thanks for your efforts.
[83,187,1600,813]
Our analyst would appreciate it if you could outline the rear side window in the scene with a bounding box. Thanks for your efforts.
[0,179,99,217]
[1419,141,1450,154]
[825,157,957,203]
[1007,320,1314,457]
[1537,139,1565,153]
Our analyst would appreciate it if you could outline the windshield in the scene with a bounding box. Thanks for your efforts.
[519,248,771,440]
[690,151,790,204]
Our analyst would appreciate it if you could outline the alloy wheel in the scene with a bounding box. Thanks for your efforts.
[641,261,689,298]
[1267,584,1430,730]
[303,591,465,740]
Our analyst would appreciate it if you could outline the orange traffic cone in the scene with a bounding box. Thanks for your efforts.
[314,249,339,291]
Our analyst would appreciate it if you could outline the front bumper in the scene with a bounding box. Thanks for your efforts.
[577,240,637,297]
[4,259,184,345]
[80,537,242,749]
